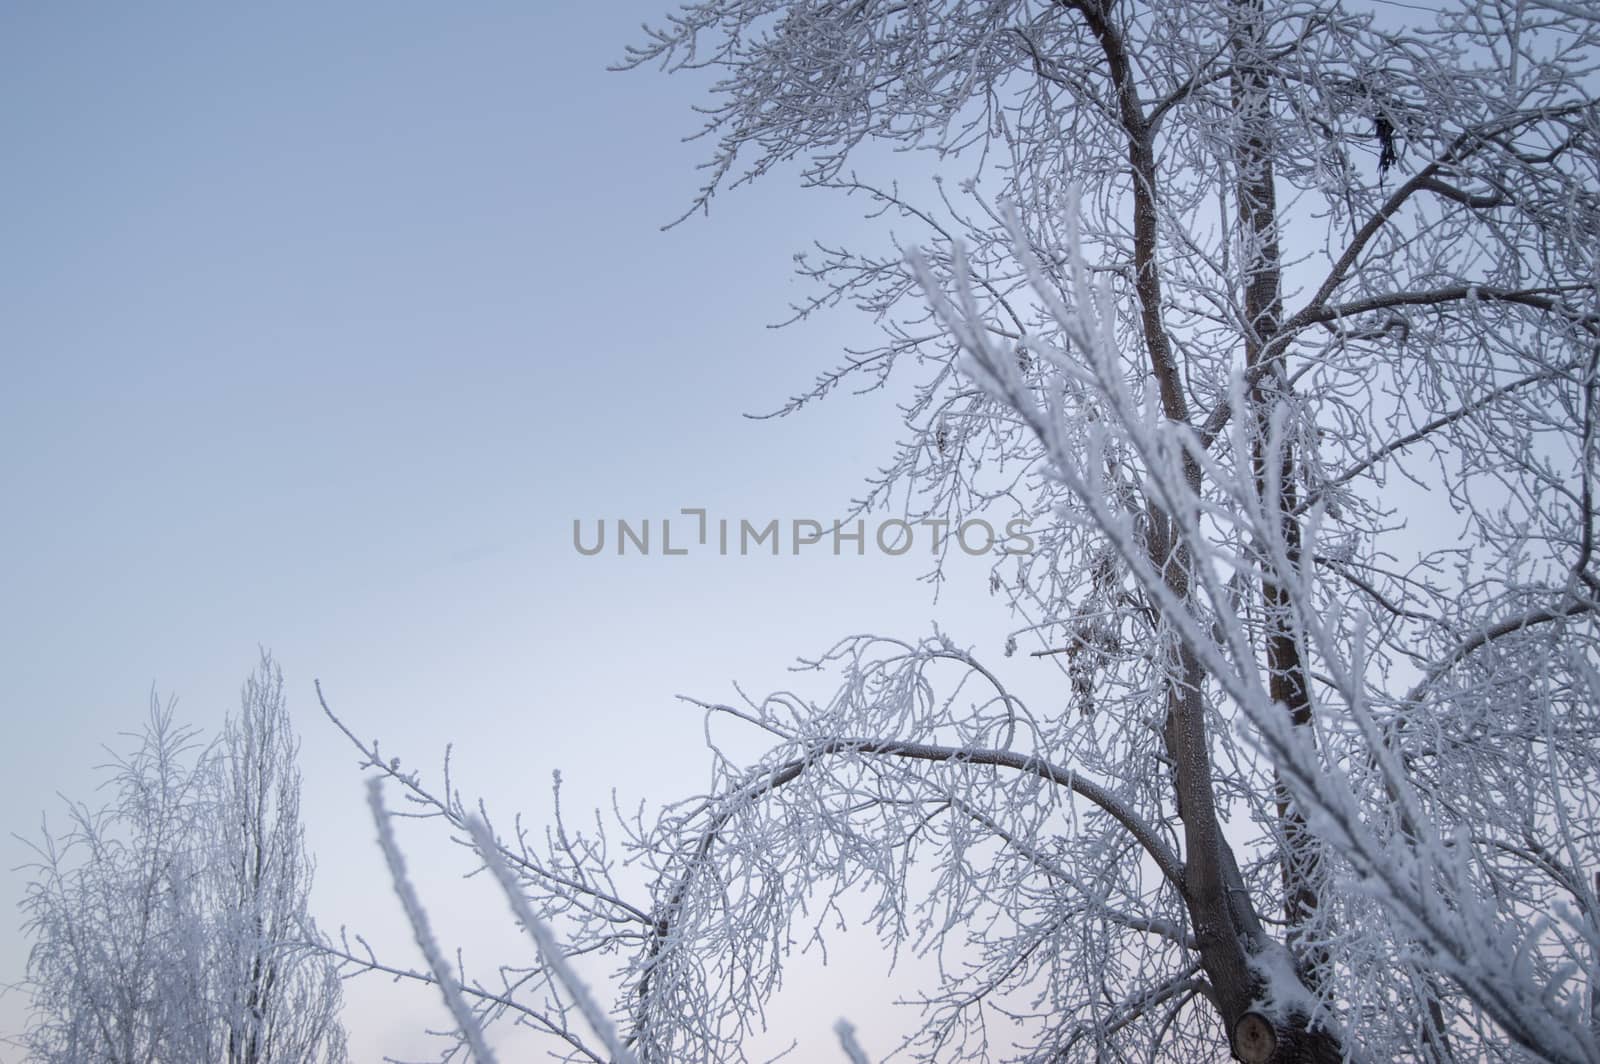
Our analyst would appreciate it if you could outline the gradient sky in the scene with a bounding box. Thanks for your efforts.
[0,5,1026,1059]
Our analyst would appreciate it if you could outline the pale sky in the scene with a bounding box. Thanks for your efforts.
[0,5,1022,1059]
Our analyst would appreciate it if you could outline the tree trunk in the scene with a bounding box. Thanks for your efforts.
[1228,0,1324,981]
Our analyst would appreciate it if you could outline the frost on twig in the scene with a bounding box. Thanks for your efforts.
[465,815,640,1064]
[834,1018,871,1064]
[368,779,500,1064]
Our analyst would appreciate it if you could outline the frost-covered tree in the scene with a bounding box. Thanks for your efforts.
[329,0,1600,1061]
[18,703,216,1062]
[203,654,348,1064]
[18,655,346,1064]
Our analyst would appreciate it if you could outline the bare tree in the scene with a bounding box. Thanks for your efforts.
[18,702,215,1063]
[328,0,1600,1061]
[17,656,346,1063]
[204,653,347,1064]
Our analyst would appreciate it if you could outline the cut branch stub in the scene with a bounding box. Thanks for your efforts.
[1233,1011,1277,1063]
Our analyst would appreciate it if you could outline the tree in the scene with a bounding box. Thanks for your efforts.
[330,1,1600,1061]
[203,654,348,1064]
[18,655,347,1063]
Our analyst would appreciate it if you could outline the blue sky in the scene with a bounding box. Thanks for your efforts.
[0,5,1019,1058]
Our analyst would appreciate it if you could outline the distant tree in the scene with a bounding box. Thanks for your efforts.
[203,654,347,1064]
[330,0,1600,1061]
[17,655,346,1064]
[18,703,215,1062]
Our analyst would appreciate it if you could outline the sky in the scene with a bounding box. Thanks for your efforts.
[0,5,1022,1060]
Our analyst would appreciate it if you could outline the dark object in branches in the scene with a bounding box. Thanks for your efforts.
[1375,111,1398,178]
